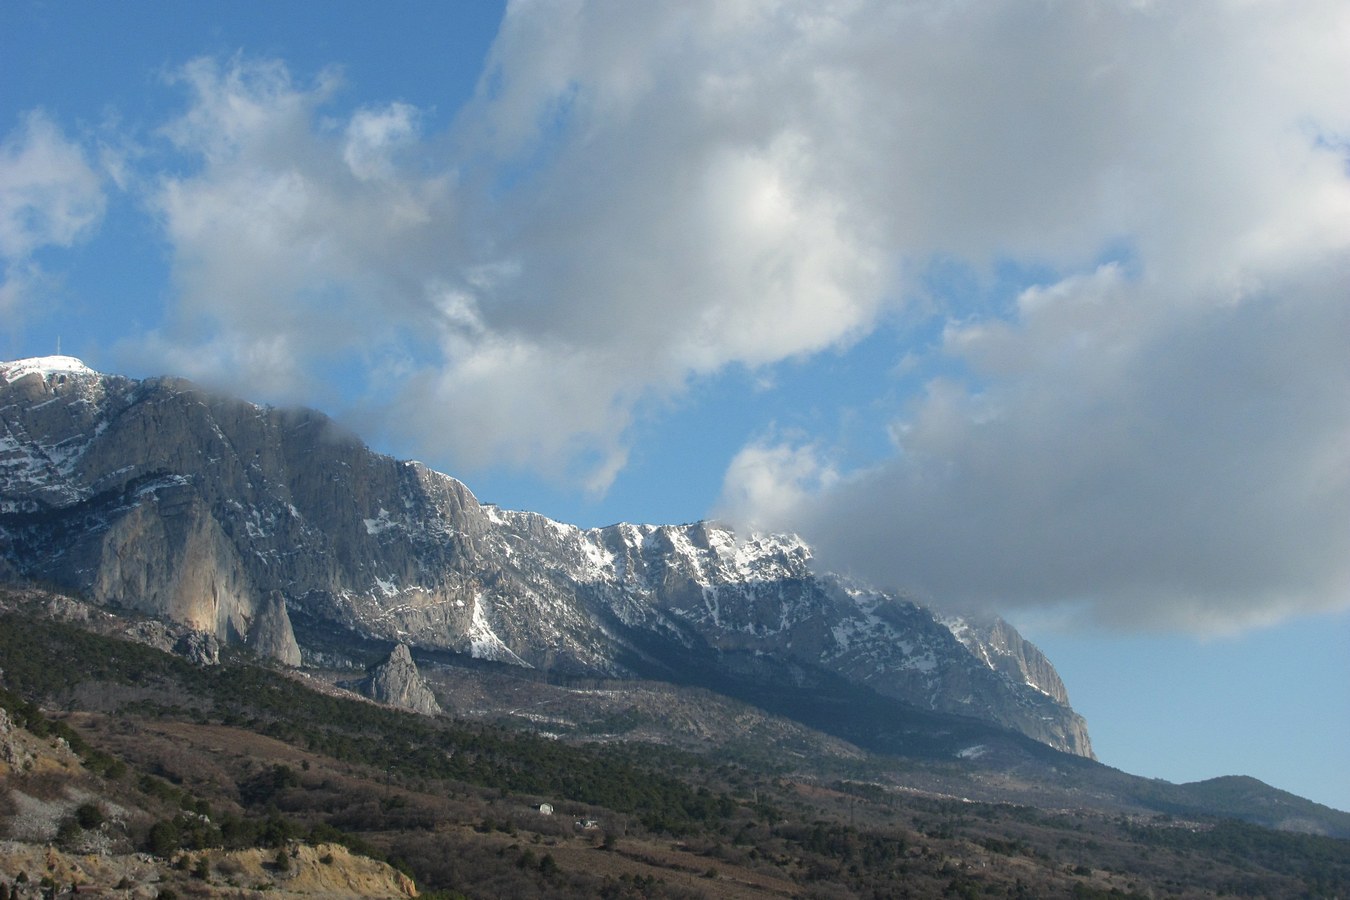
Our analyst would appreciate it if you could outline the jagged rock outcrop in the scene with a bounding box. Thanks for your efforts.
[0,706,35,772]
[173,629,222,666]
[248,591,302,666]
[357,644,442,715]
[0,357,1092,756]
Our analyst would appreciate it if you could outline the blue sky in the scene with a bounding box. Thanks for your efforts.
[3,1,1348,811]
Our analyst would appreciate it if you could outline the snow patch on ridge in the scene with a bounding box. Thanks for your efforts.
[728,531,812,581]
[468,594,529,667]
[0,356,98,384]
[576,532,616,580]
[942,615,993,667]
[364,507,397,535]
[0,424,105,507]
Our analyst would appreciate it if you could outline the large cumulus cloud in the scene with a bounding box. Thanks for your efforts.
[130,5,897,487]
[8,1,1346,630]
[712,2,1350,632]
[721,259,1350,632]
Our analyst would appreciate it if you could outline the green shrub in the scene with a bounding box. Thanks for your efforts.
[145,820,180,857]
[75,802,104,829]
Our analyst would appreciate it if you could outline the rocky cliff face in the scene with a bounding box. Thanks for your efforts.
[0,357,1092,757]
[942,614,1093,758]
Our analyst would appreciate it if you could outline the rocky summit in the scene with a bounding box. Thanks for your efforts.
[0,356,1090,757]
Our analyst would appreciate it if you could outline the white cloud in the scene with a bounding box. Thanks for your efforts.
[133,13,899,487]
[119,2,1350,633]
[725,256,1350,632]
[717,440,839,533]
[687,0,1350,632]
[344,103,419,181]
[0,111,106,316]
[135,57,458,406]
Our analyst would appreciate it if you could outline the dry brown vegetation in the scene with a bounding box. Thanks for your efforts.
[2,601,1349,898]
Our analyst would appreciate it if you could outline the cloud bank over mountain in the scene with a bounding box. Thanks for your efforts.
[2,0,1347,632]
[719,259,1350,632]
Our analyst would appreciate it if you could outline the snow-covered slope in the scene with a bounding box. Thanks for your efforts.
[0,357,1092,756]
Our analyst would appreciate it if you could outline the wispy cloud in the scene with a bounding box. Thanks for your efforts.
[0,111,106,320]
[136,57,456,403]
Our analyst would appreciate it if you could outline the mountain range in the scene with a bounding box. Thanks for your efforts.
[4,354,1350,899]
[0,355,1089,761]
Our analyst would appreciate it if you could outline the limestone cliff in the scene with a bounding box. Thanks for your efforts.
[91,486,258,640]
[943,613,1094,759]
